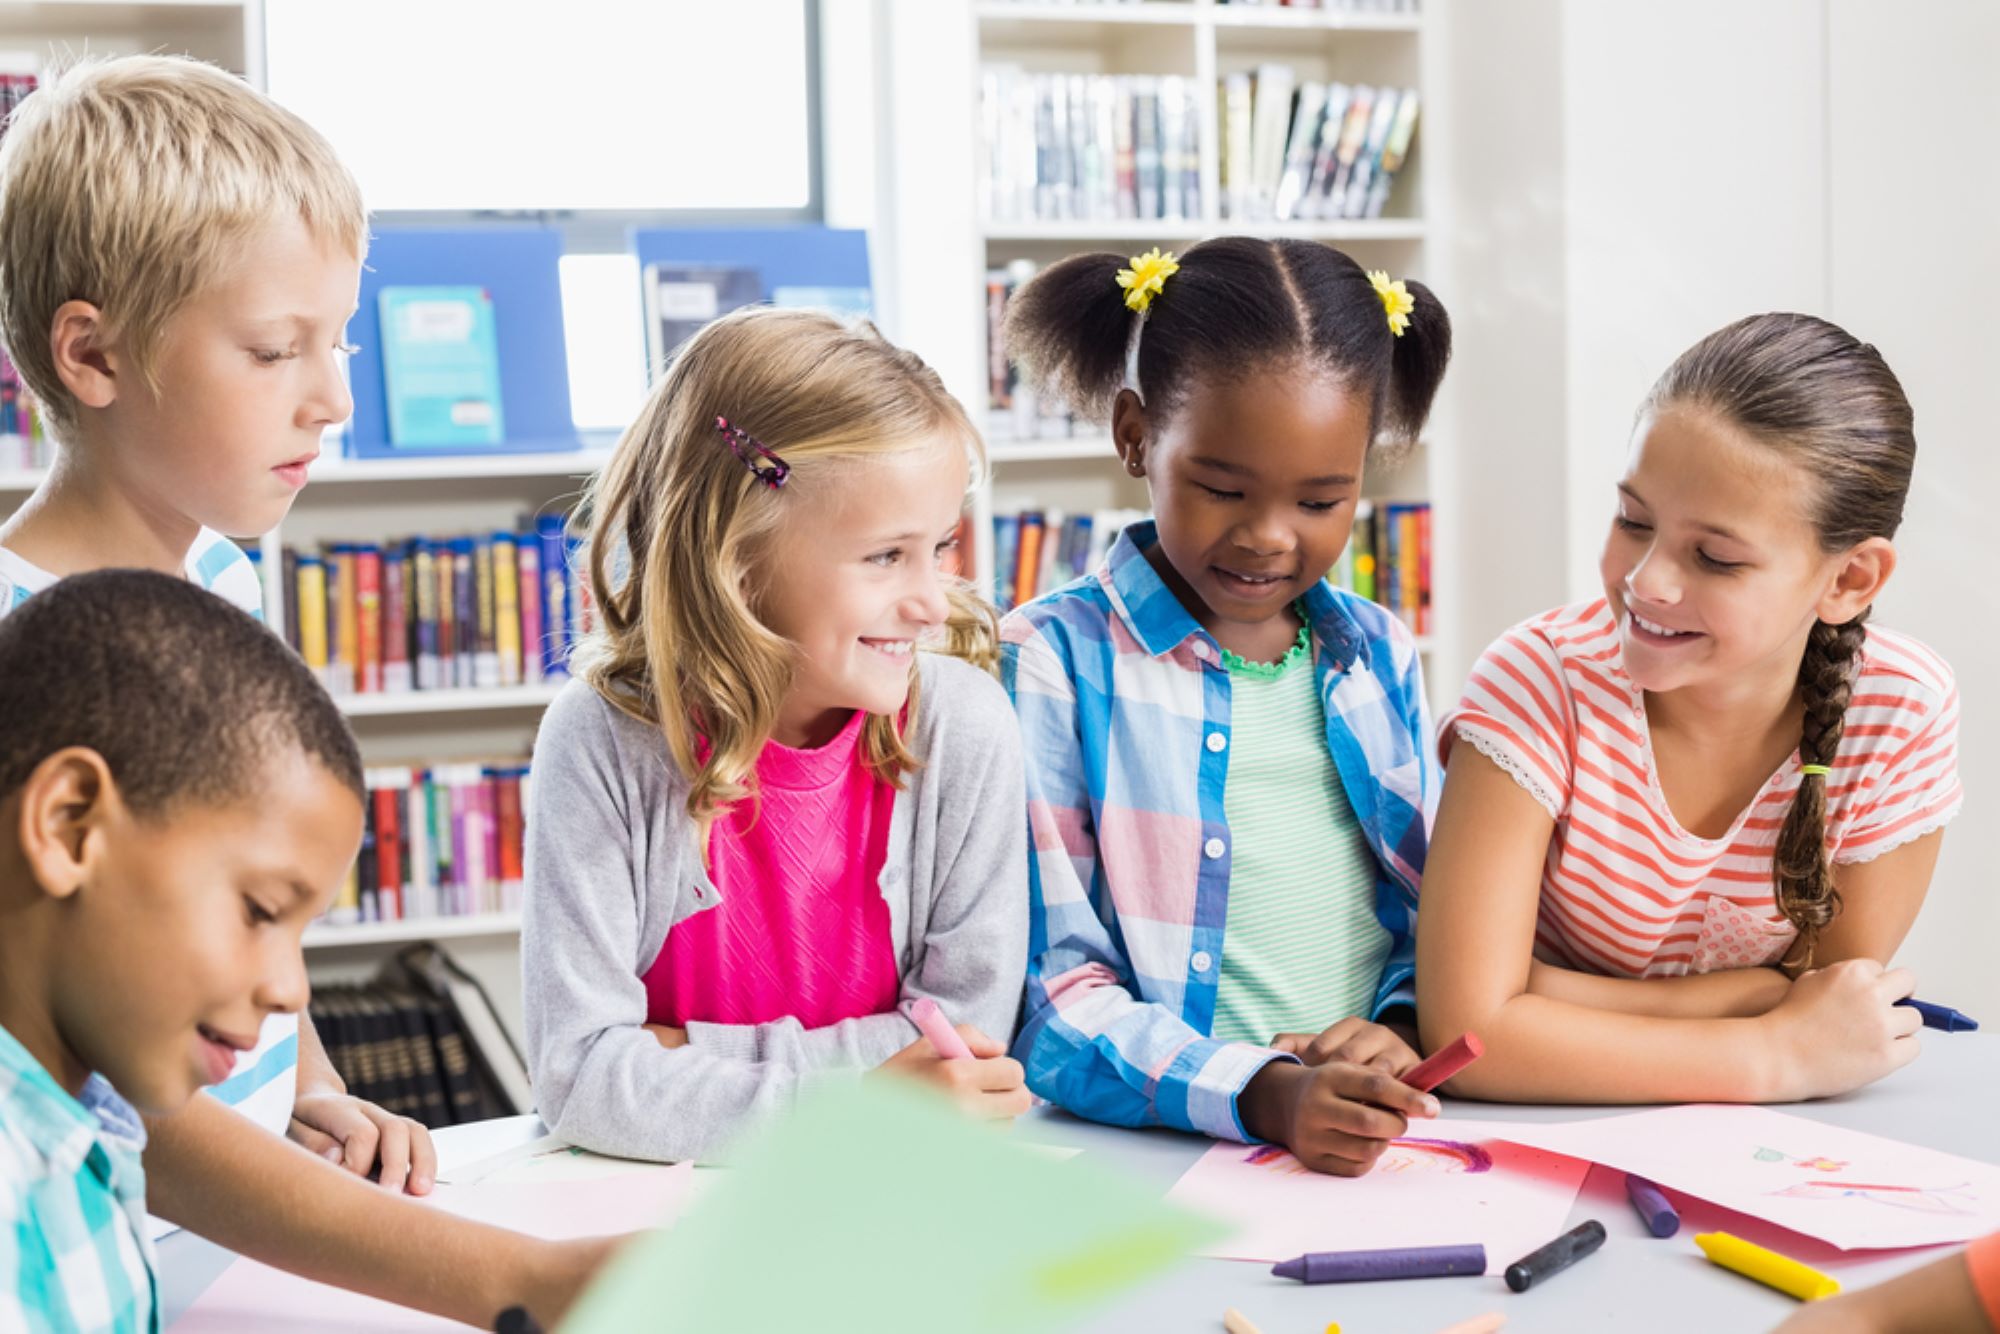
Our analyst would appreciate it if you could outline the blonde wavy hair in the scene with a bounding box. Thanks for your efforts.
[573,306,997,843]
[0,54,367,438]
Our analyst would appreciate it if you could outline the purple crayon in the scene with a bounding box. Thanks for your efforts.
[1625,1174,1681,1237]
[1271,1244,1487,1284]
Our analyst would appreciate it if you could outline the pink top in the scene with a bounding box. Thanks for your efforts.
[1442,599,1961,978]
[643,709,900,1028]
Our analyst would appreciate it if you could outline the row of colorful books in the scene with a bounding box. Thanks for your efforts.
[980,69,1203,225]
[984,260,1086,443]
[323,763,531,927]
[1223,77,1420,222]
[258,518,596,698]
[993,507,1150,611]
[1334,499,1432,636]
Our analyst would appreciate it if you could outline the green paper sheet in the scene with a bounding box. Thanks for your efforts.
[560,1082,1221,1333]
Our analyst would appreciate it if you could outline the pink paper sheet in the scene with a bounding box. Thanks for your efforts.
[1162,1116,1590,1273]
[1471,1104,2000,1251]
[169,1161,695,1333]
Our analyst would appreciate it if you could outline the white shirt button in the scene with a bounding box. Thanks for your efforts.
[1193,641,1213,661]
[1191,951,1214,974]
[1206,732,1227,753]
[1204,837,1226,859]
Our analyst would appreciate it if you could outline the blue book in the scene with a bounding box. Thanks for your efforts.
[378,285,506,448]
[536,516,570,679]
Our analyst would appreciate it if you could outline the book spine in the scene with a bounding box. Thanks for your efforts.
[281,546,300,653]
[450,539,476,688]
[537,517,570,679]
[355,544,383,694]
[382,546,411,694]
[473,536,499,688]
[517,538,544,686]
[333,545,359,697]
[297,555,329,682]
[492,531,521,688]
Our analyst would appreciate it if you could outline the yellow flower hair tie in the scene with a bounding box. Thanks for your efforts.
[1368,269,1415,337]
[1116,247,1180,314]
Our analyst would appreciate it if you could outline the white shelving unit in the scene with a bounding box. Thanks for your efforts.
[956,0,1452,689]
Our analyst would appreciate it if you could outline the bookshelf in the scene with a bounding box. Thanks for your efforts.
[960,0,1451,686]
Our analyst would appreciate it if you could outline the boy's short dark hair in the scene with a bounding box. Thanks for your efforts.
[0,569,363,813]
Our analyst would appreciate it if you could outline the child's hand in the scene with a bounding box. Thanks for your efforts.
[1761,958,1921,1100]
[289,1091,439,1195]
[874,1024,1032,1121]
[1270,1018,1421,1075]
[1239,1060,1440,1177]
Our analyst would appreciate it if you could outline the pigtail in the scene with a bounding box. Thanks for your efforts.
[1381,276,1453,446]
[1774,612,1868,964]
[1004,252,1141,422]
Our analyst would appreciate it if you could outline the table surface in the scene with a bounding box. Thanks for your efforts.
[161,1034,1999,1333]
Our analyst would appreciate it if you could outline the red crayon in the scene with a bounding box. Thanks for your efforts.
[1404,1032,1484,1094]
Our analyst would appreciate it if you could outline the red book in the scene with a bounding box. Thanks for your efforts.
[372,784,402,921]
[1416,503,1433,637]
[495,770,525,907]
[355,545,383,694]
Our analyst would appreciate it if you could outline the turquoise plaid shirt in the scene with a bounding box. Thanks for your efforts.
[1000,521,1438,1141]
[0,1024,156,1333]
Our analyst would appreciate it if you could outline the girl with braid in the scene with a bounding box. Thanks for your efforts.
[1416,314,1960,1103]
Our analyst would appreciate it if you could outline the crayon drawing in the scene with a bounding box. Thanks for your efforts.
[1767,1180,1981,1217]
[1242,1137,1492,1178]
[1464,1105,2000,1250]
[1168,1117,1588,1272]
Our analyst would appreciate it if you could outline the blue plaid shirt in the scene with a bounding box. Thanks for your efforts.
[999,521,1438,1141]
[0,1024,156,1333]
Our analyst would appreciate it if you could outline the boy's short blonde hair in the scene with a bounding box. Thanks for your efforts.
[0,54,367,437]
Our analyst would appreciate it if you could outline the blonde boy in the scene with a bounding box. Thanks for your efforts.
[0,55,613,1324]
[0,49,428,1191]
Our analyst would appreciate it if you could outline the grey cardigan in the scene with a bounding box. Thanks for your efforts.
[521,654,1028,1163]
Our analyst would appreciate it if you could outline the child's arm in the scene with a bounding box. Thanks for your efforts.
[143,1094,613,1327]
[287,1013,439,1193]
[1415,747,1920,1103]
[671,663,1031,1074]
[1520,959,1794,1018]
[1002,628,1288,1140]
[1774,1237,1998,1333]
[1805,830,1944,969]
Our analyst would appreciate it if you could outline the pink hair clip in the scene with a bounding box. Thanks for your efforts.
[714,416,790,490]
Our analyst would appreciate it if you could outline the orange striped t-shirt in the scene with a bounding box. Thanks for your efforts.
[1439,599,1961,978]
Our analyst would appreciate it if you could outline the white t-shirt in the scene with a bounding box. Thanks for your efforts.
[0,531,300,1141]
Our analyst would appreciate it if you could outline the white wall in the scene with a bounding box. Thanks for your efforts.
[1445,0,1999,1010]
[1825,0,2000,1014]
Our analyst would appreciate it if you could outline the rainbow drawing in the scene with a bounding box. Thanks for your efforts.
[1238,1138,1494,1177]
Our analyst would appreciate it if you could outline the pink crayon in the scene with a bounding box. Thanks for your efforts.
[910,997,974,1060]
[1404,1032,1484,1094]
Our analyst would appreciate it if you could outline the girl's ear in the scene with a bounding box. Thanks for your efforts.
[1111,389,1148,476]
[1817,536,1895,625]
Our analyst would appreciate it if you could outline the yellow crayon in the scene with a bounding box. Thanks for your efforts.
[1695,1231,1841,1302]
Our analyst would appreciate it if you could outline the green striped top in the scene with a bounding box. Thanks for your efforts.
[1210,623,1392,1045]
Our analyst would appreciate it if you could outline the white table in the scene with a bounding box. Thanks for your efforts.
[161,1035,1998,1332]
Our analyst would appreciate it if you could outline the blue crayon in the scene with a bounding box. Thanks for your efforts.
[1898,998,1979,1033]
[1625,1174,1680,1238]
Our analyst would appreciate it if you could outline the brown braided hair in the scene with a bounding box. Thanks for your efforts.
[1644,314,1915,961]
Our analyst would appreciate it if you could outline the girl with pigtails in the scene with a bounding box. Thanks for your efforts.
[1001,238,1455,1176]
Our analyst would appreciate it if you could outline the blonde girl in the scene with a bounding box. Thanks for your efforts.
[524,308,1030,1162]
